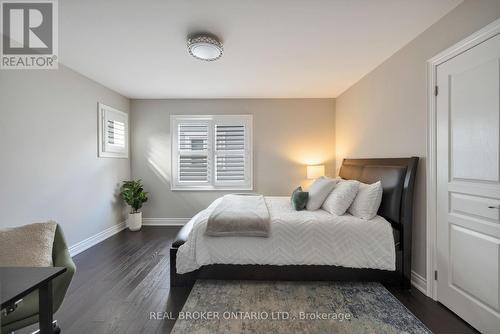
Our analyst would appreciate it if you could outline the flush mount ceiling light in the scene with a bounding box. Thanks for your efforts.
[187,34,223,61]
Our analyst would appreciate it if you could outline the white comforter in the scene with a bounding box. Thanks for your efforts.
[176,196,396,274]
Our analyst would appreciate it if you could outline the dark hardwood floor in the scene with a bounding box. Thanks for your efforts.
[19,226,478,334]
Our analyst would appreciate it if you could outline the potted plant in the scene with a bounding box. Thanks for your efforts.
[120,180,148,231]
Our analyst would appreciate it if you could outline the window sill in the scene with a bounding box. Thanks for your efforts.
[171,186,253,192]
[98,152,129,159]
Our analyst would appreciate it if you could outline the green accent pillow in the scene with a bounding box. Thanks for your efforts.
[291,186,309,211]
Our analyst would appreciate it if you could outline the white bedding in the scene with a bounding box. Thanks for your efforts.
[176,196,396,274]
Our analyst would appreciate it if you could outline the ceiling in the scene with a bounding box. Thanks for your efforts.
[60,0,462,99]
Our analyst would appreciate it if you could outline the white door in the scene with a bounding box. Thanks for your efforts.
[436,33,500,334]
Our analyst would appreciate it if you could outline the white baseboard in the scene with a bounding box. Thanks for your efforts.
[69,222,126,257]
[68,219,187,256]
[142,218,190,226]
[411,270,427,294]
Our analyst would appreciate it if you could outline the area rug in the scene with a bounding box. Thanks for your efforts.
[171,280,431,334]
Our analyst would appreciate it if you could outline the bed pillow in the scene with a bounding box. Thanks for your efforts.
[321,180,360,215]
[348,181,383,220]
[291,186,309,211]
[306,177,337,211]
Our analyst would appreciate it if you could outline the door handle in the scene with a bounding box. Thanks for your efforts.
[488,205,500,209]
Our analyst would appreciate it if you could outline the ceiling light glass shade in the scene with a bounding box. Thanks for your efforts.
[187,35,223,61]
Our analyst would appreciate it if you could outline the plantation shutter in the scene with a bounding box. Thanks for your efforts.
[214,123,249,185]
[177,123,210,183]
[99,103,128,158]
[106,119,126,149]
[171,115,252,190]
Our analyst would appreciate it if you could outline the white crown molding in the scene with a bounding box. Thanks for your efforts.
[142,218,190,226]
[69,222,126,257]
[411,270,427,295]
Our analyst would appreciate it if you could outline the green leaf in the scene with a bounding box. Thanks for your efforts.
[119,179,148,212]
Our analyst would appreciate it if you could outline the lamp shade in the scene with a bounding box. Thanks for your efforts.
[307,165,325,179]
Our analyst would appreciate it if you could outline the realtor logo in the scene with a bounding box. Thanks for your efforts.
[1,0,58,69]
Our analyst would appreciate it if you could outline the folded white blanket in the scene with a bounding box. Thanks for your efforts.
[205,194,270,237]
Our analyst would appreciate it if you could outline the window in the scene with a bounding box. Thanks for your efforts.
[98,103,129,158]
[171,115,253,190]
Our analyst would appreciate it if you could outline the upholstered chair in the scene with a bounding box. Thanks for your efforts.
[1,224,76,333]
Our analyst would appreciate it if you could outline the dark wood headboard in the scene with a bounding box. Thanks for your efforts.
[339,157,418,287]
[339,157,418,227]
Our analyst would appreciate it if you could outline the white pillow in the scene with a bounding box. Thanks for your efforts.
[322,180,360,215]
[348,181,383,220]
[306,177,338,210]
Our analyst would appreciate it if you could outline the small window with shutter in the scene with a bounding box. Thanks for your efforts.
[98,103,129,158]
[171,115,252,190]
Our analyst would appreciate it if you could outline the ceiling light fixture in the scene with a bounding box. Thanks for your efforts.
[187,34,223,61]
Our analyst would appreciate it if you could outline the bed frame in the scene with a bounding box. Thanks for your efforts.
[170,157,419,288]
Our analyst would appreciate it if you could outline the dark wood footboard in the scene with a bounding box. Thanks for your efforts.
[170,247,198,287]
[170,247,406,288]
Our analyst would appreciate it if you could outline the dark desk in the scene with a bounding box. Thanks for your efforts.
[1,267,66,334]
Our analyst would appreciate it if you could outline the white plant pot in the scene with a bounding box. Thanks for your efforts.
[127,212,142,231]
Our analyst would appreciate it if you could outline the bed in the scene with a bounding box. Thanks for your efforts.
[170,157,418,288]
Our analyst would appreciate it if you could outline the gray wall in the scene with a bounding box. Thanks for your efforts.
[131,99,335,219]
[335,0,500,278]
[0,64,130,246]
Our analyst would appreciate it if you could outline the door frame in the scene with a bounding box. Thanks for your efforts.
[426,18,500,300]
